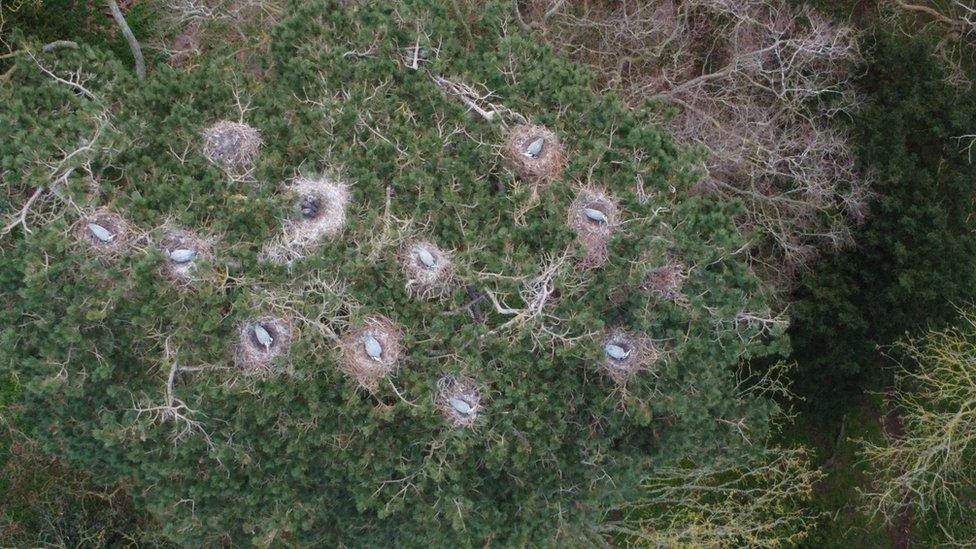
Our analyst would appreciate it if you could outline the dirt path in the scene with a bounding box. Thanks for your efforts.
[883,387,912,549]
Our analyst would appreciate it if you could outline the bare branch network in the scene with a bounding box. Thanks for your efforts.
[132,338,215,450]
[888,1,976,88]
[603,447,825,547]
[535,0,871,289]
[481,248,595,349]
[859,310,976,542]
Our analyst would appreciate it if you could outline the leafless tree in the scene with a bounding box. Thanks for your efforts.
[602,446,824,547]
[528,0,870,290]
[859,310,976,545]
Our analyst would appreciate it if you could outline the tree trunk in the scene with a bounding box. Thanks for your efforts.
[107,0,145,80]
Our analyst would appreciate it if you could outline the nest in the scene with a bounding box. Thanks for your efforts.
[436,374,482,427]
[277,175,350,255]
[568,188,619,268]
[599,328,660,385]
[168,23,201,67]
[339,315,403,390]
[400,240,453,298]
[234,316,294,374]
[503,124,565,182]
[201,120,263,169]
[76,209,132,256]
[644,262,687,302]
[160,228,214,283]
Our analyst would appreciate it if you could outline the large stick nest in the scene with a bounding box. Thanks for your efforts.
[287,175,349,241]
[75,209,134,256]
[599,328,660,385]
[340,315,403,390]
[275,175,350,257]
[400,240,454,298]
[160,228,214,283]
[436,374,482,427]
[234,316,294,375]
[201,120,263,169]
[568,188,619,268]
[643,261,687,302]
[502,124,565,182]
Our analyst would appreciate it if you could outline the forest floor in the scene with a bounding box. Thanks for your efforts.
[783,394,890,548]
[788,388,976,548]
[882,389,911,549]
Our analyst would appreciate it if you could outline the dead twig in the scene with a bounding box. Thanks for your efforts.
[132,338,214,449]
[26,49,97,100]
[1,187,45,237]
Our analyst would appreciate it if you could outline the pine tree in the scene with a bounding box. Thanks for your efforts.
[1,1,789,544]
[789,30,976,412]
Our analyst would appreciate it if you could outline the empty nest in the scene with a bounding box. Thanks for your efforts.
[234,316,294,374]
[437,374,482,427]
[202,120,262,169]
[340,315,403,390]
[503,123,565,182]
[644,261,687,302]
[568,188,619,268]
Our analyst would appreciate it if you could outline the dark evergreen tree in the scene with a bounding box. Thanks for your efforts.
[1,1,788,544]
[789,30,976,413]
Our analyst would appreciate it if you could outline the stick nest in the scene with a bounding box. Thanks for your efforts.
[76,209,133,256]
[202,120,263,169]
[436,374,482,427]
[264,175,350,262]
[644,261,687,302]
[160,228,214,283]
[234,316,294,375]
[599,328,660,385]
[340,315,403,390]
[503,124,565,182]
[400,240,453,298]
[568,188,619,268]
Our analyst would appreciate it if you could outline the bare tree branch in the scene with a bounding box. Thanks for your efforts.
[26,49,97,100]
[0,187,44,237]
[860,310,976,543]
[532,0,869,291]
[605,447,825,547]
[107,0,146,80]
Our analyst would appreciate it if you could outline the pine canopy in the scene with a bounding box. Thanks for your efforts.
[0,1,785,544]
